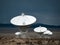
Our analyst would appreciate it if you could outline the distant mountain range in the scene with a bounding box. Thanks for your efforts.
[0,23,60,28]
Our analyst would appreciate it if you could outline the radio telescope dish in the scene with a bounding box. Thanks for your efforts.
[10,13,36,26]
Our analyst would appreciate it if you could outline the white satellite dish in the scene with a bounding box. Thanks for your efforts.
[34,26,47,32]
[15,32,22,35]
[10,13,36,26]
[43,30,53,35]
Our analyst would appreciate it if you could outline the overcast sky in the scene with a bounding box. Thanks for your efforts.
[0,0,60,26]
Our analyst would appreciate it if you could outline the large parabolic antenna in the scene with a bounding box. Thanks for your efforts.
[10,13,36,26]
[10,13,36,38]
